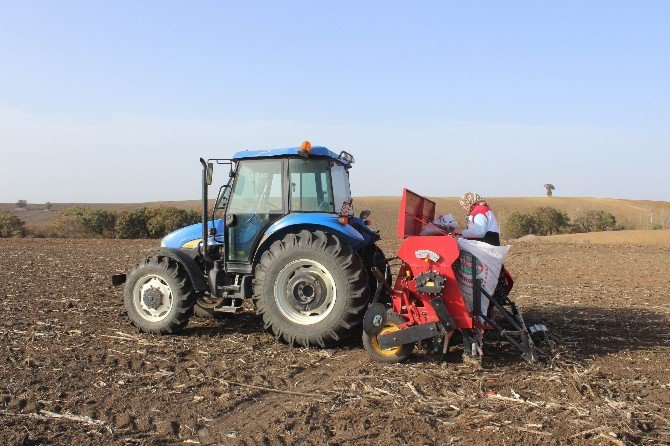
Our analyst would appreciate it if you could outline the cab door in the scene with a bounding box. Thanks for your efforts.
[225,159,285,264]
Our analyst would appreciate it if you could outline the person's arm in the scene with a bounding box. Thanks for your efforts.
[461,214,488,239]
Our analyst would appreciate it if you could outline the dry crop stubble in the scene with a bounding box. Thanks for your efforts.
[1,221,669,444]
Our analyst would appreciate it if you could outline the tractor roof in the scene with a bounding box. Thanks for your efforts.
[232,146,351,166]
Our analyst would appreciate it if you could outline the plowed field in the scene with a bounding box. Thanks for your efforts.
[1,234,669,445]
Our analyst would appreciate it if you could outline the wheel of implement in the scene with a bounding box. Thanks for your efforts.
[362,311,415,363]
[123,256,195,334]
[252,230,369,347]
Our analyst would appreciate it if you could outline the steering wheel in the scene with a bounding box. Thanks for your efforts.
[265,202,280,212]
[243,202,280,223]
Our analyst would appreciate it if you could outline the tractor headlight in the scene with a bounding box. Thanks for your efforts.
[181,239,203,249]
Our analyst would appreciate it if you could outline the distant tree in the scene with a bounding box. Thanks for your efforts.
[572,210,617,233]
[51,206,117,237]
[532,206,570,235]
[88,209,117,237]
[115,208,150,239]
[43,205,201,238]
[16,199,28,209]
[145,206,200,238]
[505,211,540,239]
[504,206,571,238]
[544,184,555,197]
[45,202,53,211]
[0,212,27,237]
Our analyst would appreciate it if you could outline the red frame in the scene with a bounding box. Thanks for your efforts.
[392,236,482,329]
[392,190,495,331]
[397,188,437,239]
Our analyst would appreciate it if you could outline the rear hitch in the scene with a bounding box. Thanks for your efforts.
[370,267,392,304]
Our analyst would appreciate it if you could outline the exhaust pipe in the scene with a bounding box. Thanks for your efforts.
[199,158,214,263]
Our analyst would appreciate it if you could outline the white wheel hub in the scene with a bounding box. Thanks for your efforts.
[274,259,337,325]
[133,274,174,322]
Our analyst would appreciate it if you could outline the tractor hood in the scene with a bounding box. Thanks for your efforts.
[161,219,224,249]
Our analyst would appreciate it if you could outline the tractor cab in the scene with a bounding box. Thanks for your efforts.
[222,145,356,265]
[160,143,373,269]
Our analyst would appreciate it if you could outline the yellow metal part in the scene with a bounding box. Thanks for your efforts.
[371,323,403,356]
[181,238,203,249]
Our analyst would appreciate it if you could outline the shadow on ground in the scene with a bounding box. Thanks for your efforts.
[456,305,670,367]
[176,305,670,367]
[524,305,670,354]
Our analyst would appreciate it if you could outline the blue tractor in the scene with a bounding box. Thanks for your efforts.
[114,142,388,347]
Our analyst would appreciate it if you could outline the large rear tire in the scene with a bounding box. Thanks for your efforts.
[252,230,369,347]
[123,256,195,334]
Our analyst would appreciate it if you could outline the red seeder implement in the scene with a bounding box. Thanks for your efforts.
[362,189,547,363]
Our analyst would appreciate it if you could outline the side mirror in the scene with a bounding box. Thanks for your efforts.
[206,163,214,186]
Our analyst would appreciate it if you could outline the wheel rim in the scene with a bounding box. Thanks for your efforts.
[372,323,403,356]
[274,259,337,325]
[132,274,174,322]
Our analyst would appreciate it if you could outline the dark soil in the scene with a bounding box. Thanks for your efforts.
[1,238,669,445]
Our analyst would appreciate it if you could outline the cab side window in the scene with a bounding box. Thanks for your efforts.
[288,159,334,212]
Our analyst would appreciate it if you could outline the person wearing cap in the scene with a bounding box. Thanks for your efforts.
[453,192,501,246]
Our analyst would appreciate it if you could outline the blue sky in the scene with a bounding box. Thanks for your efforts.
[1,1,669,202]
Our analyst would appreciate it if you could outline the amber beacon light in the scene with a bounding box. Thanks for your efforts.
[298,141,312,158]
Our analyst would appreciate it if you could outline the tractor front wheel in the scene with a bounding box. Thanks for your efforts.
[123,256,195,334]
[362,311,415,363]
[252,230,369,347]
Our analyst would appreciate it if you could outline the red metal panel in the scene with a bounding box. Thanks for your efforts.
[397,188,437,239]
[395,235,473,329]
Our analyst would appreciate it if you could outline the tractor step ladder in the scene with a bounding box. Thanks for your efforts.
[213,296,244,313]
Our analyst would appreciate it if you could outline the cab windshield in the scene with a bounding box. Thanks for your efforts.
[227,160,284,214]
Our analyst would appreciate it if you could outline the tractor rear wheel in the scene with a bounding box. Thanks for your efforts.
[252,230,369,347]
[123,256,195,334]
[362,311,414,363]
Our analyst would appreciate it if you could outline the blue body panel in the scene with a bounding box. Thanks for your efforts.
[257,213,366,252]
[161,214,374,254]
[232,146,351,167]
[161,219,224,249]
